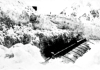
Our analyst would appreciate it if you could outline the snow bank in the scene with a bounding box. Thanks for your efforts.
[0,0,100,70]
[0,0,36,24]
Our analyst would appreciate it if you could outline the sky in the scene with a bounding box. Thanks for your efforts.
[24,0,79,14]
[24,0,100,14]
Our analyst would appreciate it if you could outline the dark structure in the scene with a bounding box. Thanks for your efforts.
[39,33,91,63]
[32,6,37,11]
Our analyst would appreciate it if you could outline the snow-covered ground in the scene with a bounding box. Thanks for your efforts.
[0,41,100,70]
[0,0,100,70]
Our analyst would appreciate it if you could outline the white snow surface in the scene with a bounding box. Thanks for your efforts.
[0,41,100,70]
[0,0,100,70]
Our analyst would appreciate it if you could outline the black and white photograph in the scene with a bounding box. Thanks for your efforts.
[0,0,100,70]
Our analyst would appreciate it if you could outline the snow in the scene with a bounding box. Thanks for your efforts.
[0,41,100,70]
[0,0,100,70]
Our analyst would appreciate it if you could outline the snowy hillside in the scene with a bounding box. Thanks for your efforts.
[0,0,100,70]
